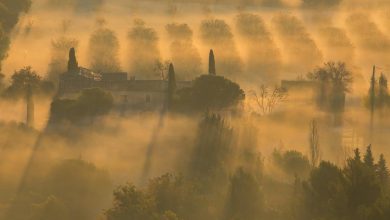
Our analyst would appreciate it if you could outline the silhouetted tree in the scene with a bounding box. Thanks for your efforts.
[47,37,78,83]
[378,73,389,109]
[377,154,389,187]
[368,68,376,120]
[249,85,287,115]
[44,159,112,220]
[88,25,121,73]
[175,75,244,112]
[167,63,176,109]
[0,0,31,69]
[50,88,113,124]
[189,113,234,185]
[225,168,264,220]
[309,119,320,168]
[303,161,347,219]
[2,66,54,99]
[272,149,311,178]
[68,48,79,73]
[308,62,352,125]
[364,145,375,168]
[209,49,216,75]
[344,147,381,216]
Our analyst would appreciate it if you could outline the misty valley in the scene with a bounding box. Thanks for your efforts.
[2,0,390,220]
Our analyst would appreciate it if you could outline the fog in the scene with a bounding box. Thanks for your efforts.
[2,0,390,219]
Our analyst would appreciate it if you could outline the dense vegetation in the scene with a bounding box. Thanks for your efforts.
[50,87,114,124]
[175,75,245,112]
[104,114,390,220]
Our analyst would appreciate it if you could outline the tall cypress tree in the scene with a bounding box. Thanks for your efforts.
[209,49,216,75]
[167,63,177,109]
[377,154,389,186]
[68,48,79,73]
[369,66,376,139]
[364,145,374,168]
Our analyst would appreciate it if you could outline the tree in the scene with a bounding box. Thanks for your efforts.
[44,159,112,220]
[376,154,389,186]
[364,145,374,168]
[308,62,353,112]
[0,0,31,69]
[189,113,234,184]
[106,174,202,220]
[106,184,155,220]
[167,63,176,109]
[368,68,376,128]
[0,24,10,71]
[68,47,79,73]
[344,147,382,214]
[175,75,245,112]
[225,168,264,220]
[309,119,320,168]
[272,149,311,178]
[378,74,389,108]
[154,60,171,80]
[2,66,54,126]
[302,0,342,8]
[249,85,287,115]
[209,49,216,75]
[303,161,348,219]
[50,88,114,124]
[88,25,121,73]
[47,37,79,83]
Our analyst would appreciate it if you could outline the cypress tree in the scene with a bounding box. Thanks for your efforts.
[377,154,389,186]
[364,145,374,168]
[209,49,216,75]
[167,63,176,109]
[68,47,79,73]
[369,66,376,140]
[353,148,361,162]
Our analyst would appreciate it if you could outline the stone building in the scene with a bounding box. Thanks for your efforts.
[58,48,191,110]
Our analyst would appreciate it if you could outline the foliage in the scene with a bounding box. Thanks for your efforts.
[128,19,161,79]
[47,37,79,82]
[88,27,121,73]
[301,146,390,220]
[0,0,31,69]
[166,23,202,79]
[249,84,287,115]
[189,114,234,183]
[175,75,245,112]
[302,161,348,219]
[309,119,320,168]
[2,66,55,99]
[43,159,112,220]
[225,168,264,220]
[302,0,342,8]
[308,62,353,113]
[5,159,111,220]
[366,72,390,113]
[0,24,10,71]
[106,174,203,220]
[273,149,311,178]
[50,87,114,124]
[46,0,103,12]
